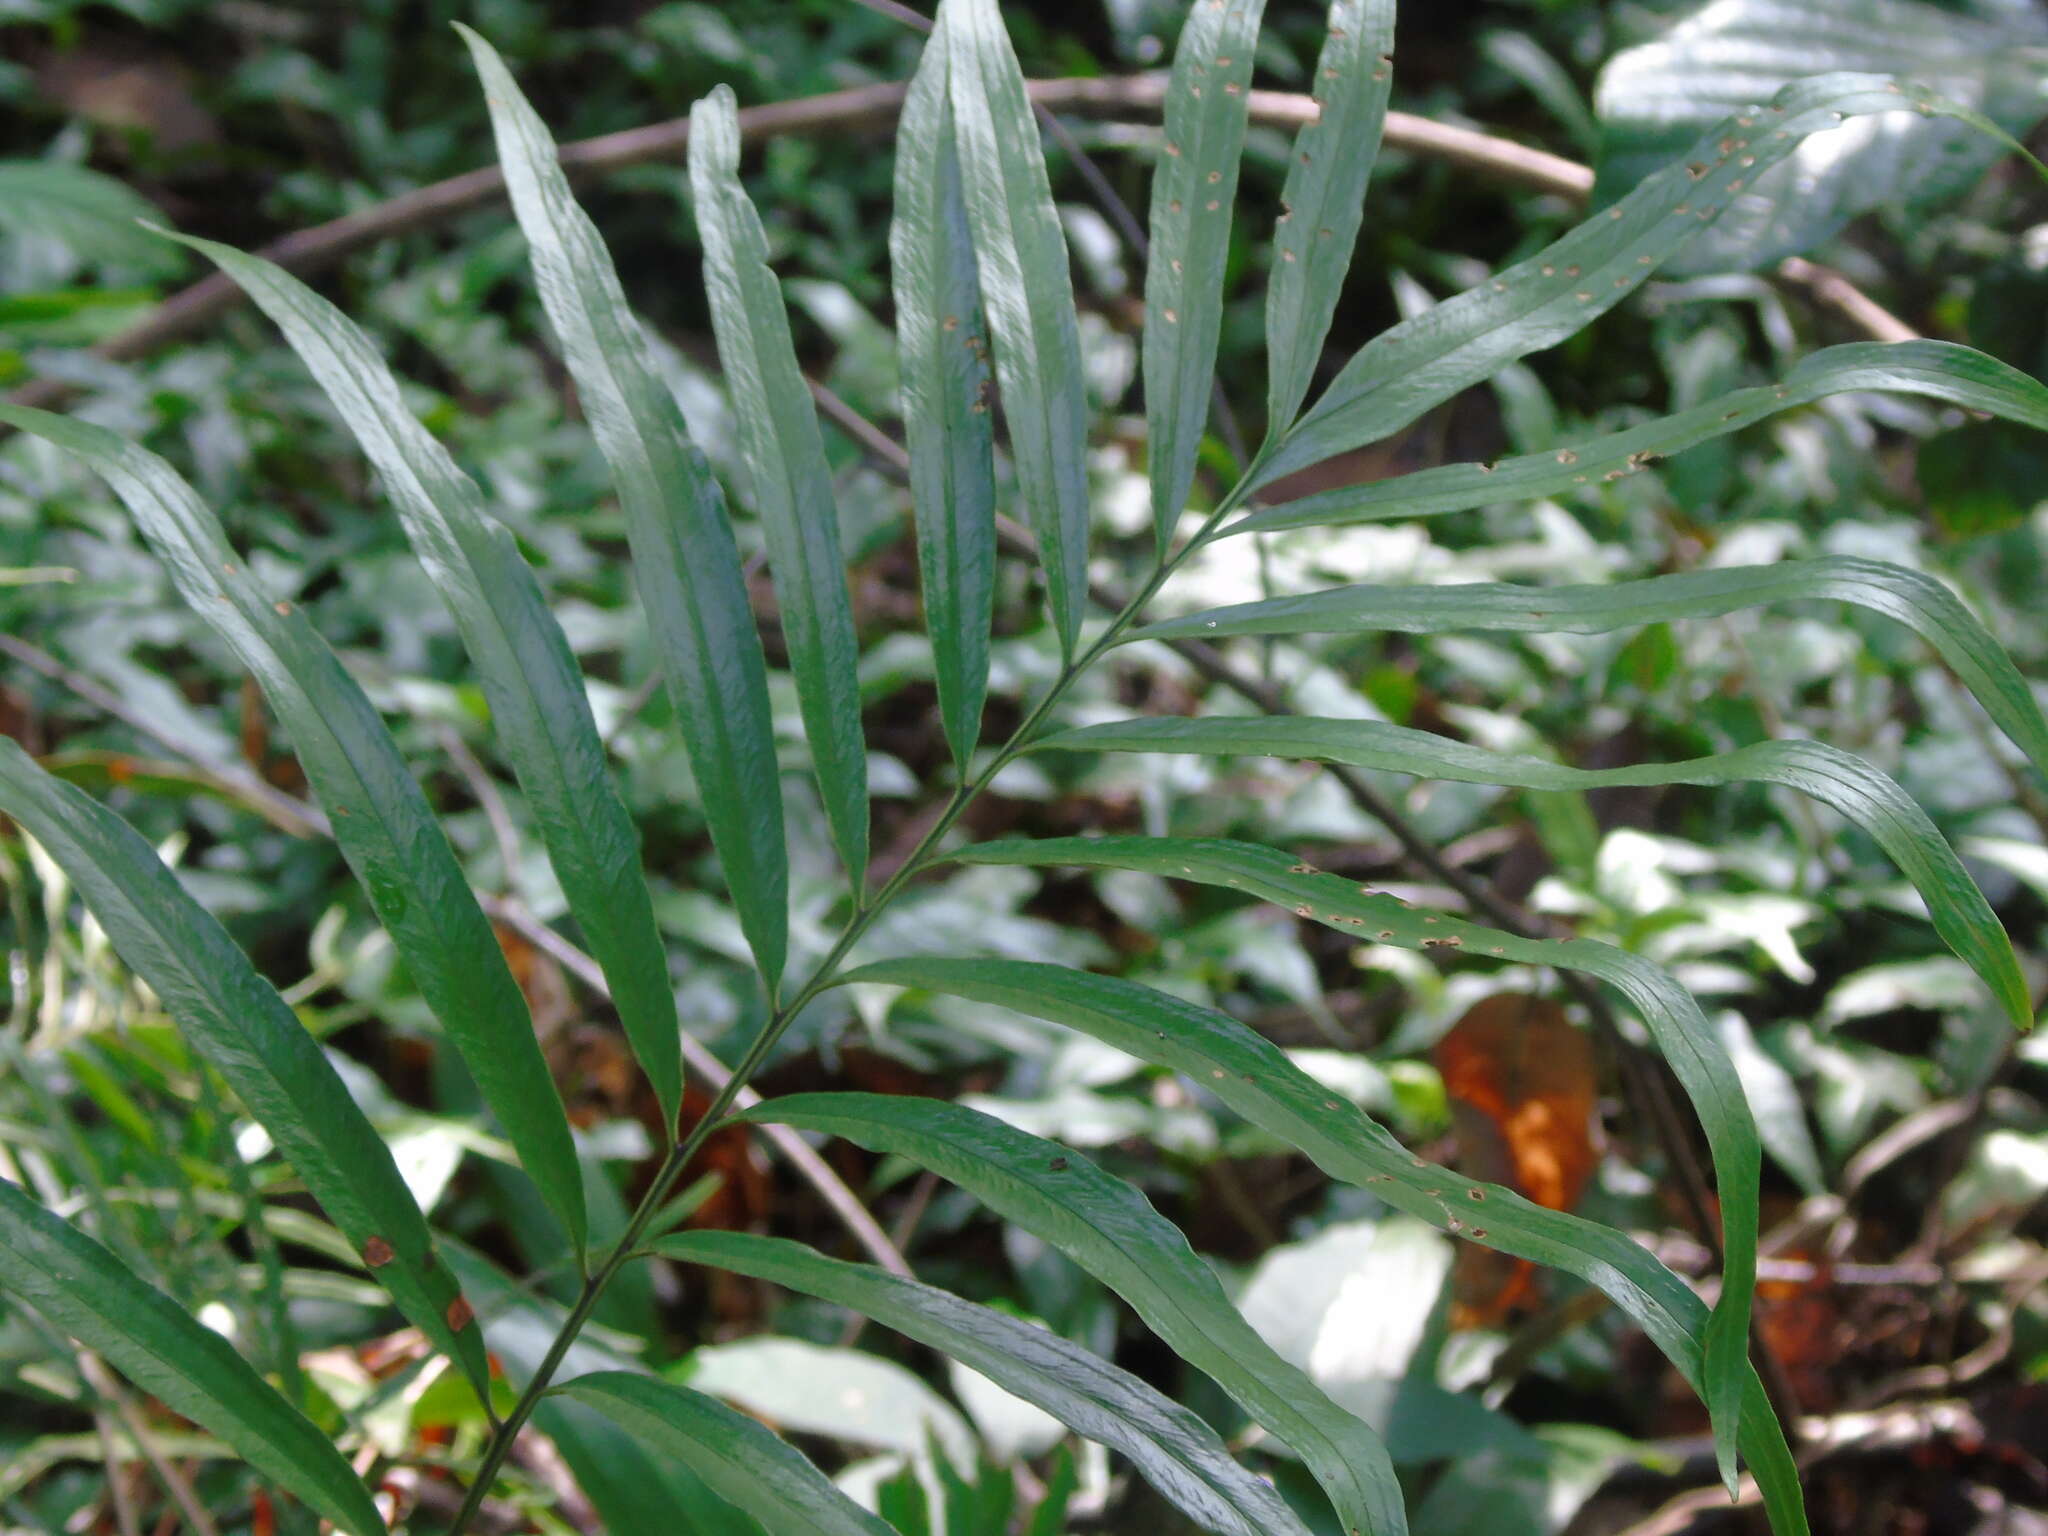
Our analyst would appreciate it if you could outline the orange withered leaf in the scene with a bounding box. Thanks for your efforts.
[1432,993,1600,1326]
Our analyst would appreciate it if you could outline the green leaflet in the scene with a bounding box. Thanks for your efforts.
[1031,718,2031,1030]
[953,834,1759,1488]
[0,405,583,1268]
[690,87,869,890]
[172,233,683,1137]
[460,26,788,990]
[0,1181,387,1536]
[1225,341,2048,537]
[892,14,998,775]
[656,1231,1310,1536]
[1263,0,1397,434]
[840,957,1808,1536]
[731,1092,1408,1536]
[446,1245,763,1536]
[942,0,1091,658]
[1254,75,2026,488]
[1144,0,1267,549]
[555,1373,897,1536]
[0,738,490,1398]
[1123,555,2048,780]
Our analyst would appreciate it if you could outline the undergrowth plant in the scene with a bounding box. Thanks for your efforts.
[1,1,2044,1532]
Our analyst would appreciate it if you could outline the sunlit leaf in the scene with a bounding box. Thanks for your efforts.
[892,15,998,774]
[461,26,789,988]
[942,0,1091,656]
[690,86,869,889]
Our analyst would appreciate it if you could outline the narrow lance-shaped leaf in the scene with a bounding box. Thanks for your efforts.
[1033,718,2032,1030]
[1126,555,2048,783]
[841,957,1809,1536]
[1145,0,1267,548]
[169,234,683,1133]
[657,1231,1311,1536]
[0,738,490,1396]
[732,1091,1408,1536]
[556,1373,897,1536]
[1256,73,2029,488]
[0,405,583,1274]
[1264,0,1396,434]
[459,26,787,989]
[1229,340,2048,535]
[0,1181,387,1536]
[953,834,1760,1489]
[943,0,1091,657]
[892,13,998,774]
[445,1244,763,1536]
[690,87,868,890]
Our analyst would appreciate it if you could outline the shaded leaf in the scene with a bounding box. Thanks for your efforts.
[731,1091,1406,1536]
[460,26,788,988]
[658,1231,1312,1536]
[891,19,998,774]
[555,1373,898,1536]
[1127,548,2048,783]
[0,737,490,1396]
[1030,717,2031,1030]
[172,233,683,1138]
[950,835,1761,1488]
[447,1244,763,1536]
[0,1181,385,1536]
[839,955,1805,1535]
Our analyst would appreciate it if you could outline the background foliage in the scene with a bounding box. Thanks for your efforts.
[0,0,2045,1532]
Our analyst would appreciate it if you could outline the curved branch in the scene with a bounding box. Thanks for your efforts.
[6,72,1908,414]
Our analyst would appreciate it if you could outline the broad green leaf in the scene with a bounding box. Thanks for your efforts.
[1254,75,2025,487]
[892,17,998,775]
[690,87,868,889]
[837,957,1810,1530]
[656,1231,1312,1536]
[0,738,490,1396]
[460,26,787,989]
[171,234,683,1137]
[1263,0,1397,434]
[1030,718,2030,1030]
[0,1182,384,1535]
[732,1092,1408,1536]
[447,1245,764,1536]
[1593,0,2048,273]
[1226,341,2048,537]
[0,405,583,1265]
[1125,554,2048,781]
[953,835,1759,1487]
[1144,0,1267,547]
[555,1373,898,1536]
[943,0,1090,657]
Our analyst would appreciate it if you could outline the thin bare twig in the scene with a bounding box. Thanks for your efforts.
[2,69,1915,420]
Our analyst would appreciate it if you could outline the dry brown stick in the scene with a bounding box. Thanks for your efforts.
[4,72,1914,416]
